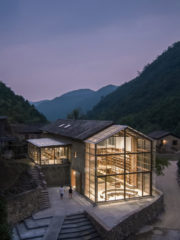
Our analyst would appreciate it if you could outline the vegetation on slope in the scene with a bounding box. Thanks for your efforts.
[0,81,47,123]
[0,197,11,240]
[87,42,180,135]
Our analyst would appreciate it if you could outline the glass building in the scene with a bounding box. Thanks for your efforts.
[28,138,71,165]
[84,125,153,203]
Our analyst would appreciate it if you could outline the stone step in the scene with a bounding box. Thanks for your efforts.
[39,197,49,200]
[66,213,85,218]
[43,216,64,240]
[40,196,49,199]
[62,220,91,229]
[65,214,86,220]
[12,227,20,240]
[28,238,43,240]
[64,215,87,221]
[40,204,49,207]
[24,217,52,229]
[41,190,48,193]
[40,205,49,210]
[59,234,100,240]
[59,228,97,239]
[60,224,94,234]
[64,218,88,224]
[16,222,47,239]
[39,201,49,204]
[32,215,53,221]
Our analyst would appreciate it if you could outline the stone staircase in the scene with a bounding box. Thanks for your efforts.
[12,213,101,240]
[31,165,50,210]
[12,216,53,240]
[58,213,101,240]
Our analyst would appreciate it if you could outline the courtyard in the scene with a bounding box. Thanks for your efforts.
[34,186,159,231]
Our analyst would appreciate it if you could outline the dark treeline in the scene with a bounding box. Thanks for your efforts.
[0,82,47,123]
[86,42,180,136]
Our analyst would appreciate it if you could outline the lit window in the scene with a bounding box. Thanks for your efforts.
[74,152,77,158]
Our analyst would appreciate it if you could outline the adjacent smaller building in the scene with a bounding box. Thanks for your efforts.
[148,130,180,153]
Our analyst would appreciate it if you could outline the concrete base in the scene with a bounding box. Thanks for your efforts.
[32,187,163,240]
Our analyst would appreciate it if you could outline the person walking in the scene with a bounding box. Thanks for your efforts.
[59,186,65,200]
[69,186,73,199]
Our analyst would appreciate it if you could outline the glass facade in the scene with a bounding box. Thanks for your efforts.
[85,128,152,203]
[28,143,70,165]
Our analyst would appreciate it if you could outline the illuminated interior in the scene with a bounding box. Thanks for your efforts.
[85,127,152,203]
[28,138,70,165]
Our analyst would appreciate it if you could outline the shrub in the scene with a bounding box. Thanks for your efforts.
[0,197,11,240]
[155,155,170,176]
[177,159,180,173]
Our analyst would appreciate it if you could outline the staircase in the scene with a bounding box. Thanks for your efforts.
[39,189,50,210]
[13,213,101,240]
[58,213,101,240]
[31,165,50,210]
[12,216,53,240]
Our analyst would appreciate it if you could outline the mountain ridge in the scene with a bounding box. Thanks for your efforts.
[33,84,117,121]
[86,42,180,135]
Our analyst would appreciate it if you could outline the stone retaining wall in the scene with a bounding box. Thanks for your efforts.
[41,164,70,187]
[7,188,41,224]
[86,190,164,240]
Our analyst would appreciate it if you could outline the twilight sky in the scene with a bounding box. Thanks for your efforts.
[0,0,180,101]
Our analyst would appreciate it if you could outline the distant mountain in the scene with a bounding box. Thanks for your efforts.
[86,42,180,136]
[33,85,117,121]
[0,81,47,123]
[30,99,49,107]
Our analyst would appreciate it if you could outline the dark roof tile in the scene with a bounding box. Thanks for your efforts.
[148,130,179,139]
[42,119,113,140]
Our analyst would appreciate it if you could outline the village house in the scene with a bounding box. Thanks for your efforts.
[27,119,154,204]
[148,130,180,153]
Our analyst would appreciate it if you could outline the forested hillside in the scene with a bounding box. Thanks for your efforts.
[0,82,47,123]
[87,42,180,135]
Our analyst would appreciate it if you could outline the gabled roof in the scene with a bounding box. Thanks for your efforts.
[85,125,127,144]
[42,119,113,141]
[148,130,179,139]
[85,125,152,144]
[11,123,45,134]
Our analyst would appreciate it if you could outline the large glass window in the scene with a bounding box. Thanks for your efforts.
[28,143,40,164]
[85,143,96,201]
[28,144,70,165]
[85,127,152,203]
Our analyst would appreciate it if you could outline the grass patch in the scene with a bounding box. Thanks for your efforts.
[155,155,170,176]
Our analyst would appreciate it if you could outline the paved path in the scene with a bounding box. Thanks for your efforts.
[34,186,158,230]
[136,160,180,240]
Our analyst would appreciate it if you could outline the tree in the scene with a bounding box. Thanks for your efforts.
[67,108,82,120]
